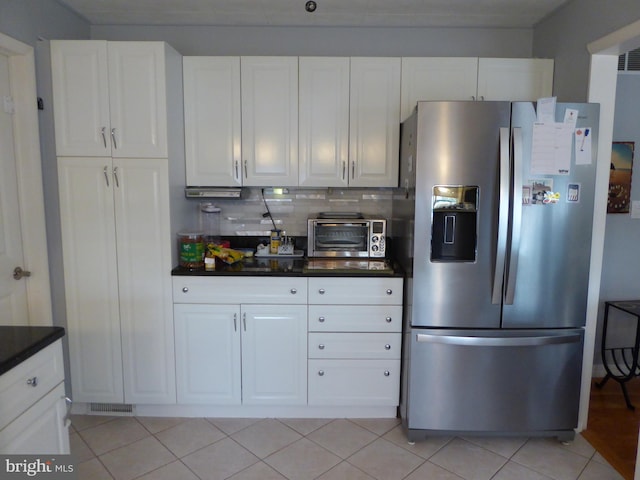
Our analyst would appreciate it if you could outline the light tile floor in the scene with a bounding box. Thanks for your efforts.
[70,415,625,480]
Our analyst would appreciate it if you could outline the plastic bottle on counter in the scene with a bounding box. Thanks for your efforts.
[177,232,204,269]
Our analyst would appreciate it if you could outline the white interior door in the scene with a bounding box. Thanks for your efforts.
[0,53,28,325]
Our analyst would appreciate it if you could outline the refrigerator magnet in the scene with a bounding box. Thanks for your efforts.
[567,183,581,203]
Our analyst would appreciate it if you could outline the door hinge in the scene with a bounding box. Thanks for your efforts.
[2,95,15,114]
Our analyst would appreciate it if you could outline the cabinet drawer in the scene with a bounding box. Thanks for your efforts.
[309,333,401,359]
[0,341,65,431]
[308,277,402,305]
[308,359,400,406]
[173,277,307,304]
[308,305,402,332]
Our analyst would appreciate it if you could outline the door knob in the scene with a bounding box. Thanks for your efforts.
[13,267,31,280]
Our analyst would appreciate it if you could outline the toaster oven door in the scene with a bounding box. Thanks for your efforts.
[310,222,369,257]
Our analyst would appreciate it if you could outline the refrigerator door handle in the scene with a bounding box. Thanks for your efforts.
[505,127,524,305]
[492,127,511,305]
[415,333,582,347]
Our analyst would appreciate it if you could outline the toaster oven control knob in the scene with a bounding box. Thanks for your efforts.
[372,245,379,252]
[372,235,379,243]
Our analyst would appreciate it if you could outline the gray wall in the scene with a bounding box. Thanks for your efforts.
[593,74,640,367]
[91,25,533,58]
[0,0,88,45]
[533,0,640,101]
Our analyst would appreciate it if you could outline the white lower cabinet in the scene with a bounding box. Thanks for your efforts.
[0,341,70,454]
[307,277,403,407]
[173,277,307,406]
[172,276,403,414]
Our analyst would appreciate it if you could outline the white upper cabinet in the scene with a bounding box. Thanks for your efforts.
[400,57,554,122]
[400,57,479,121]
[241,57,299,186]
[349,57,401,188]
[51,41,170,158]
[298,57,350,187]
[477,58,554,101]
[183,57,241,186]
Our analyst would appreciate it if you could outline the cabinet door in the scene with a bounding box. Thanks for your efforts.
[107,42,168,158]
[400,57,479,121]
[57,157,123,403]
[51,40,111,156]
[0,383,70,454]
[241,57,298,186]
[349,57,400,187]
[183,57,241,186]
[174,304,241,404]
[241,305,307,405]
[477,58,554,101]
[114,158,176,404]
[298,57,350,187]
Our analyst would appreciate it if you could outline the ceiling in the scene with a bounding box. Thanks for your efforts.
[56,0,571,29]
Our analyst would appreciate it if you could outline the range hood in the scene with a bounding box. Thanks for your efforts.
[185,187,243,199]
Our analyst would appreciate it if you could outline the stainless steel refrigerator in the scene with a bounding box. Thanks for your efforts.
[393,101,599,441]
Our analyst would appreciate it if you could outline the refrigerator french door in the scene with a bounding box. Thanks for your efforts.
[396,101,599,441]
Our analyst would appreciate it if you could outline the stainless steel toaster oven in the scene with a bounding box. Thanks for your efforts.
[307,213,386,258]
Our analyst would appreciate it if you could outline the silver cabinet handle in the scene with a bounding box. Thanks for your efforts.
[318,316,325,323]
[182,287,189,293]
[233,313,237,332]
[243,312,246,331]
[27,377,38,387]
[384,371,390,377]
[318,370,325,376]
[385,317,392,323]
[111,128,118,149]
[244,159,248,178]
[342,161,346,181]
[384,344,391,350]
[103,166,110,186]
[113,166,120,188]
[101,127,107,148]
[318,288,325,295]
[290,288,297,295]
[351,160,355,179]
[386,289,393,295]
[318,344,325,350]
[13,267,31,280]
[234,160,239,181]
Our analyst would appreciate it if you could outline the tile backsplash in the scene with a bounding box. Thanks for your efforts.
[184,187,395,238]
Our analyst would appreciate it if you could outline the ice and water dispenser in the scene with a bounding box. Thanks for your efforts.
[431,186,478,262]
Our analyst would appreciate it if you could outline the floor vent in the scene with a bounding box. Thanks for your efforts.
[89,403,135,415]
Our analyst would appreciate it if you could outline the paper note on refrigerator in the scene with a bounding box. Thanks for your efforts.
[530,122,573,175]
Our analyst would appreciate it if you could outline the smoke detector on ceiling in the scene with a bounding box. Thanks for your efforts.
[305,1,317,13]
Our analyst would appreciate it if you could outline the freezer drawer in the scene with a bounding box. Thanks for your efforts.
[404,328,583,435]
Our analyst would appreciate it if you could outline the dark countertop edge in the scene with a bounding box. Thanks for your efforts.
[171,265,405,278]
[0,326,65,376]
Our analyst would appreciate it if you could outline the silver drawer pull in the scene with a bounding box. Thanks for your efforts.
[385,317,392,323]
[386,289,393,295]
[384,344,391,350]
[384,371,390,377]
[290,288,297,294]
[318,344,325,350]
[27,377,38,387]
[318,316,325,323]
[182,287,189,293]
[318,288,325,295]
[318,370,325,376]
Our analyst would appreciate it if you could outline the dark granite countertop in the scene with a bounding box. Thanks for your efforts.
[172,257,403,277]
[0,326,65,376]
